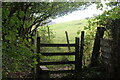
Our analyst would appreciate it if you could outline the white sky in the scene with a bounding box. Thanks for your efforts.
[52,4,103,23]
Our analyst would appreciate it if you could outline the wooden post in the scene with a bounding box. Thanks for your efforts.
[65,31,71,52]
[47,26,50,40]
[31,30,37,80]
[91,27,105,67]
[79,31,84,69]
[75,37,80,73]
[36,35,41,79]
[31,37,35,79]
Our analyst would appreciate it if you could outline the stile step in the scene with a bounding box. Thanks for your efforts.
[44,70,75,74]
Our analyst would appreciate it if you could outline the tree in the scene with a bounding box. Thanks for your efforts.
[2,2,89,74]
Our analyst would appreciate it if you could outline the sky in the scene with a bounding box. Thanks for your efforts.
[52,4,103,23]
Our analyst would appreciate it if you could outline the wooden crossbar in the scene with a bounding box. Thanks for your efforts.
[40,43,75,47]
[41,52,75,56]
[40,61,75,65]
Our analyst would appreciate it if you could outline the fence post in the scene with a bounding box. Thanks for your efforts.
[65,31,71,52]
[79,31,84,69]
[75,37,80,73]
[36,35,41,79]
[31,37,36,79]
[91,27,105,67]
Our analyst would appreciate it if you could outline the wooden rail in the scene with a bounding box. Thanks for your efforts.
[40,43,75,47]
[41,52,75,56]
[40,61,75,65]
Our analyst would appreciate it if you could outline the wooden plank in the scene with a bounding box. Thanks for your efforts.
[40,61,75,65]
[100,39,111,47]
[101,52,111,66]
[101,46,111,53]
[40,66,49,70]
[101,56,110,65]
[44,70,75,73]
[41,52,75,56]
[101,52,111,59]
[40,43,75,47]
[100,38,111,68]
[100,38,111,43]
[102,59,109,65]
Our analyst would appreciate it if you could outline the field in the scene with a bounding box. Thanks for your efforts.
[49,19,88,43]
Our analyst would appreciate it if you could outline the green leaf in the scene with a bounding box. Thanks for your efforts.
[84,26,88,30]
[18,11,25,18]
[3,8,10,16]
[9,16,18,26]
[77,30,81,35]
[10,19,15,26]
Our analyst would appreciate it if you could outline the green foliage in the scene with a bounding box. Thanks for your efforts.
[91,2,120,39]
[2,2,88,77]
[38,26,55,43]
[78,2,120,59]
[18,10,25,18]
[75,18,97,55]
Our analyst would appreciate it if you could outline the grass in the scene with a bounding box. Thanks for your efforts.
[49,19,88,43]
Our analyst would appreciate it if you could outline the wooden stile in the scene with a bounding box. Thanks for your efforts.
[75,37,80,73]
[36,34,82,76]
